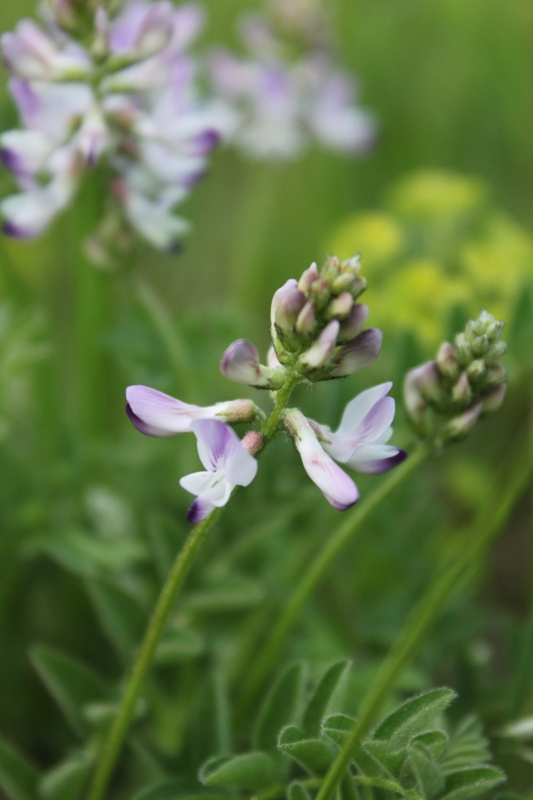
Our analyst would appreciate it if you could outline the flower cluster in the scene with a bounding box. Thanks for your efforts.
[208,8,376,160]
[404,310,507,445]
[0,0,221,254]
[126,256,406,520]
[222,255,381,387]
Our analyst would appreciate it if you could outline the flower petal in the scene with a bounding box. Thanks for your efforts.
[337,382,393,438]
[126,385,201,435]
[192,418,239,472]
[330,328,382,377]
[346,444,408,474]
[186,496,215,524]
[179,470,214,496]
[225,439,258,488]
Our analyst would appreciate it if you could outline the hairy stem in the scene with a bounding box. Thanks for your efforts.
[316,441,533,800]
[237,444,432,716]
[87,507,223,800]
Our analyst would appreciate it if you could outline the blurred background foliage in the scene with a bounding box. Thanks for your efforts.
[0,0,532,798]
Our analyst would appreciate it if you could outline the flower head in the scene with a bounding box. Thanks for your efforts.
[180,419,258,523]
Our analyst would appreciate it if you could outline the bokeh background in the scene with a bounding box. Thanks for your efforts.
[0,0,532,797]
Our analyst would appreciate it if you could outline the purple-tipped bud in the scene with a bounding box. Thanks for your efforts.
[484,363,506,389]
[436,342,459,380]
[481,383,506,414]
[298,261,319,293]
[271,279,306,336]
[439,403,483,445]
[419,361,447,407]
[299,320,340,370]
[295,300,317,337]
[452,372,472,406]
[337,303,369,344]
[403,364,430,435]
[328,328,381,378]
[221,339,285,389]
[325,291,353,321]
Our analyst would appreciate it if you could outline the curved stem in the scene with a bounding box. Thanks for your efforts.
[316,442,533,800]
[237,444,432,716]
[87,507,223,800]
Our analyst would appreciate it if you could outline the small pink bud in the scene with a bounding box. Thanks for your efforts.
[299,320,339,370]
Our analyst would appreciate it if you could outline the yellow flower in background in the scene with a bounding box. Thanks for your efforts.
[371,260,471,347]
[460,213,533,319]
[327,169,533,349]
[329,212,404,268]
[388,169,488,221]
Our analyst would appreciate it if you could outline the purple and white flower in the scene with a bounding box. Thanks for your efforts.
[208,13,376,160]
[180,419,258,523]
[0,1,223,254]
[284,383,406,509]
[126,385,256,436]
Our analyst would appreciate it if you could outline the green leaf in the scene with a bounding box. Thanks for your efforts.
[408,744,445,800]
[440,767,506,800]
[40,751,93,800]
[373,688,456,753]
[86,578,146,660]
[30,646,111,736]
[42,528,147,577]
[363,740,407,779]
[133,782,235,800]
[302,660,351,738]
[253,663,305,753]
[510,282,533,357]
[277,726,336,776]
[322,713,355,746]
[199,752,279,791]
[0,737,39,800]
[288,782,312,800]
[154,627,204,665]
[439,718,490,774]
[412,731,449,759]
[184,577,264,613]
[186,675,232,767]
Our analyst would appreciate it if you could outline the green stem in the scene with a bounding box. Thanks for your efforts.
[87,507,223,800]
[237,444,432,716]
[509,588,533,719]
[262,372,301,441]
[316,443,533,800]
[134,276,199,400]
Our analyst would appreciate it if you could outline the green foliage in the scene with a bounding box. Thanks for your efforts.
[0,737,39,800]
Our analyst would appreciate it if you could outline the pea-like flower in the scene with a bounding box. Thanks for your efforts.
[284,383,406,509]
[180,419,258,523]
[126,385,256,436]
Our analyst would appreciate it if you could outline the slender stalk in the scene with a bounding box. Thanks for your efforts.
[87,507,223,800]
[509,589,533,719]
[316,443,533,800]
[237,444,432,715]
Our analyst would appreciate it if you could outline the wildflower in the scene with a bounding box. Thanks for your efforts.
[220,339,285,389]
[404,310,507,445]
[208,12,375,160]
[284,383,406,509]
[0,1,222,256]
[180,419,258,523]
[126,385,256,436]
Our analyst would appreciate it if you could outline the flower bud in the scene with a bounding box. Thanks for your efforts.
[298,320,339,370]
[484,363,506,389]
[214,399,257,425]
[419,361,448,409]
[309,277,330,310]
[451,371,472,407]
[454,332,472,365]
[438,403,482,445]
[466,359,485,384]
[298,261,319,293]
[484,341,507,365]
[221,339,285,389]
[404,364,430,436]
[325,291,353,321]
[471,334,489,358]
[271,279,306,340]
[241,429,264,456]
[295,299,317,337]
[327,328,381,379]
[481,383,506,414]
[337,303,369,343]
[436,342,459,381]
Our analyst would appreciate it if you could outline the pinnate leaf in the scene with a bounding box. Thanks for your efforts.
[302,660,350,738]
[254,663,305,753]
[373,688,456,753]
[0,737,39,800]
[199,752,279,791]
[277,726,336,775]
[440,766,505,800]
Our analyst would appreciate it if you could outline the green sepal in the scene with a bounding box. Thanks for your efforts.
[40,751,93,800]
[198,752,280,791]
[253,663,306,753]
[440,766,505,800]
[373,688,456,753]
[30,645,111,736]
[0,736,39,800]
[277,725,336,775]
[301,660,351,738]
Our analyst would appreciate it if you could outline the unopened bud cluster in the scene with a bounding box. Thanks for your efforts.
[221,255,382,390]
[404,310,507,445]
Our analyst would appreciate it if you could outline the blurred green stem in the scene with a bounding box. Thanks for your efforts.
[74,173,110,440]
[134,276,199,400]
[87,507,223,800]
[315,440,533,800]
[236,443,432,716]
[230,163,282,310]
